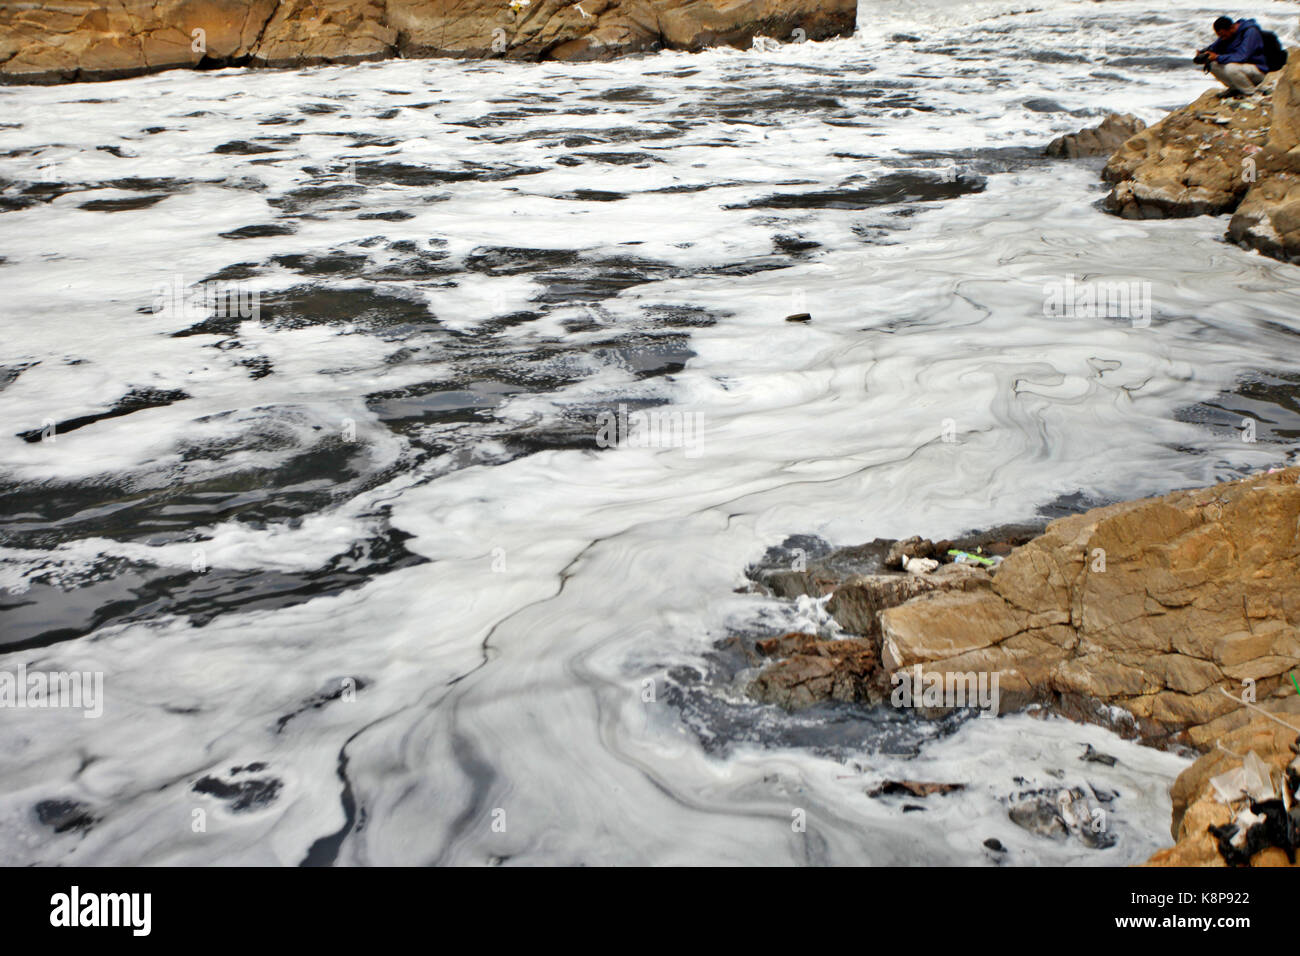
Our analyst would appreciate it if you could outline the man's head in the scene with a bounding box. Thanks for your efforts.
[1213,16,1237,39]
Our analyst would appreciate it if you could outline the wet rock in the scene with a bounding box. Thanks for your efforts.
[747,633,880,710]
[826,563,988,638]
[1009,787,1114,849]
[747,533,997,636]
[754,631,820,657]
[1081,743,1117,766]
[785,313,812,323]
[747,536,884,599]
[34,799,97,833]
[983,837,1005,852]
[885,536,945,568]
[866,780,965,798]
[1045,112,1146,159]
[1009,796,1069,841]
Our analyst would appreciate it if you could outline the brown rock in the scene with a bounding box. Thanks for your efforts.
[754,630,819,657]
[1099,51,1300,266]
[1226,54,1300,262]
[1045,112,1146,159]
[875,467,1300,746]
[826,562,987,639]
[1102,84,1276,218]
[1226,160,1300,265]
[881,588,1029,670]
[0,0,857,84]
[747,635,880,710]
[1052,656,1159,699]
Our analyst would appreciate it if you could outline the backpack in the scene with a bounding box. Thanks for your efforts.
[1262,30,1288,72]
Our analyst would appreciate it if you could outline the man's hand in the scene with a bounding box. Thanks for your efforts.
[1206,51,1219,61]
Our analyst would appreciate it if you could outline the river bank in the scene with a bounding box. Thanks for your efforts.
[735,48,1300,863]
[1103,41,1300,265]
[0,0,856,84]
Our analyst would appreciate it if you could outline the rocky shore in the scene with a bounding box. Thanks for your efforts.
[745,467,1300,866]
[1102,48,1300,265]
[0,0,856,84]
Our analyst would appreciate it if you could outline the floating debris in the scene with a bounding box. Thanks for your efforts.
[1008,786,1115,849]
[901,555,939,575]
[867,780,965,798]
[1205,714,1300,865]
[947,549,1002,568]
[1081,743,1118,767]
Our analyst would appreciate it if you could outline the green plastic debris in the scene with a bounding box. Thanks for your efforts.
[947,549,999,568]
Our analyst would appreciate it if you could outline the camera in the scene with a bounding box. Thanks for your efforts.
[1193,51,1211,65]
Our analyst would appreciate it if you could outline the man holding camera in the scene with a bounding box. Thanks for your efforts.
[1195,16,1270,96]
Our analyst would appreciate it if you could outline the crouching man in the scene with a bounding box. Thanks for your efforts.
[1196,15,1270,96]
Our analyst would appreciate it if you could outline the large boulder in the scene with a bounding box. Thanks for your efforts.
[254,0,397,68]
[1227,55,1300,264]
[1102,83,1274,218]
[0,0,856,83]
[1100,46,1300,266]
[876,467,1300,750]
[0,0,278,82]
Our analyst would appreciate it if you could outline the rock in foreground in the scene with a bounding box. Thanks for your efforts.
[878,467,1300,750]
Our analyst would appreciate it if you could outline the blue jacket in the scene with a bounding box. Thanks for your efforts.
[1207,18,1270,71]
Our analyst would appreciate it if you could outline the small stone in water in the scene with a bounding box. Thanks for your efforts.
[1081,743,1117,766]
[785,313,812,323]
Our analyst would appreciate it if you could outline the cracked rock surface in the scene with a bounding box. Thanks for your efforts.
[1101,41,1300,265]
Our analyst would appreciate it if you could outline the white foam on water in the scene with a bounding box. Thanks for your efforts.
[1,0,1298,864]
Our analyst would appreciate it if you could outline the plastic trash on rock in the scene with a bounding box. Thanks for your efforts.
[902,555,939,575]
[1211,750,1277,803]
